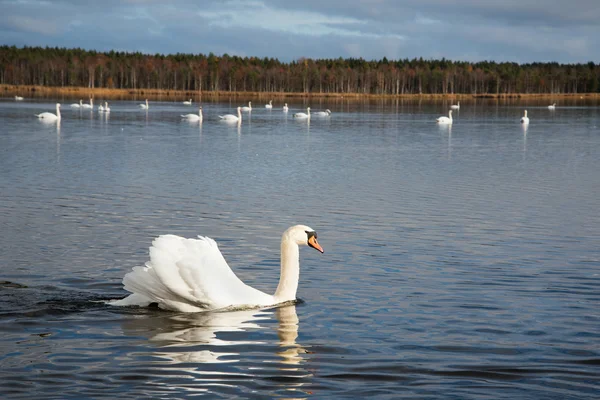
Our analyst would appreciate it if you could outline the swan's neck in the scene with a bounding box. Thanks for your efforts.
[274,238,300,302]
[56,104,61,119]
[238,108,242,119]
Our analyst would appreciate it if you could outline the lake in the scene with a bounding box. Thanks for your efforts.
[0,96,599,399]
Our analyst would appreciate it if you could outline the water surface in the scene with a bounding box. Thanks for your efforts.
[1,97,599,398]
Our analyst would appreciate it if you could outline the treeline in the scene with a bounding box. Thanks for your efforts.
[1,45,599,95]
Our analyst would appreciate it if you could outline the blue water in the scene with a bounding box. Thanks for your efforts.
[1,96,599,398]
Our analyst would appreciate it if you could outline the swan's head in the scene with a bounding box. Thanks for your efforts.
[285,225,324,253]
[326,109,331,113]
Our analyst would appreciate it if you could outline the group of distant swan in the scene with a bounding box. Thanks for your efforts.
[25,95,555,126]
[435,100,556,125]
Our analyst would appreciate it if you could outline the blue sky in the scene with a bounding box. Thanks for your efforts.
[1,0,599,63]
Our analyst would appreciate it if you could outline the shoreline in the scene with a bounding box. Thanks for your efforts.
[2,84,599,101]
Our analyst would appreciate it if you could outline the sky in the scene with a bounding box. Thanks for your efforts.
[1,0,599,64]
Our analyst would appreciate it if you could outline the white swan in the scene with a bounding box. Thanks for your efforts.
[81,98,93,109]
[181,106,203,122]
[436,110,453,124]
[103,102,110,113]
[98,103,105,112]
[35,103,61,121]
[241,101,252,112]
[110,225,324,312]
[283,103,289,112]
[139,99,149,109]
[183,98,192,105]
[219,106,242,122]
[548,103,556,110]
[265,100,273,109]
[71,99,83,108]
[313,109,331,116]
[520,110,529,124]
[294,107,310,119]
[14,95,24,101]
[450,101,460,110]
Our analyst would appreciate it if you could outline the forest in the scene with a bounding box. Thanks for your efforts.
[1,45,598,95]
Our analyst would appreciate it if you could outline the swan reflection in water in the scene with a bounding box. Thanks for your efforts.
[121,304,308,366]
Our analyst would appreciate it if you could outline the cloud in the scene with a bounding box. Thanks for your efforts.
[0,0,598,63]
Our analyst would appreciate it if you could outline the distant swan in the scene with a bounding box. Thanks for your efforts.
[294,107,310,119]
[265,100,273,109]
[35,103,61,121]
[82,98,93,109]
[183,99,192,105]
[102,102,110,113]
[71,99,83,108]
[283,103,289,112]
[109,225,324,312]
[436,110,453,124]
[219,106,242,122]
[98,103,105,112]
[450,101,460,110]
[139,99,149,109]
[313,109,331,116]
[548,103,556,110]
[14,95,24,101]
[241,101,252,112]
[181,106,203,122]
[520,110,529,124]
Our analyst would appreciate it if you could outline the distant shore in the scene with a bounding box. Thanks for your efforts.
[2,84,599,101]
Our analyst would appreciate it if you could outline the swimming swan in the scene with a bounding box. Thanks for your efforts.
[294,107,310,119]
[110,225,324,312]
[101,102,110,113]
[14,96,24,101]
[265,100,273,109]
[283,103,289,112]
[313,109,331,116]
[82,98,93,109]
[35,103,61,121]
[98,103,105,112]
[71,99,83,108]
[450,101,460,110]
[436,110,453,124]
[182,107,203,121]
[183,99,192,105]
[219,106,242,122]
[548,103,556,110]
[139,99,149,109]
[241,101,252,112]
[520,110,529,124]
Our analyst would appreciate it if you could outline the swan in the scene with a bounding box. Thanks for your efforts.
[81,98,93,109]
[520,110,529,124]
[181,106,203,122]
[283,103,289,112]
[110,225,324,312]
[219,106,242,122]
[436,110,453,124]
[241,101,252,112]
[139,99,149,109]
[71,99,83,108]
[35,103,61,121]
[14,95,24,101]
[98,103,105,112]
[548,103,556,110]
[313,109,331,116]
[265,100,273,109]
[293,107,310,119]
[450,101,460,110]
[183,99,192,105]
[103,102,110,113]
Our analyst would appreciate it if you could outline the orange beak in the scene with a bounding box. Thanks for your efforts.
[308,236,324,253]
